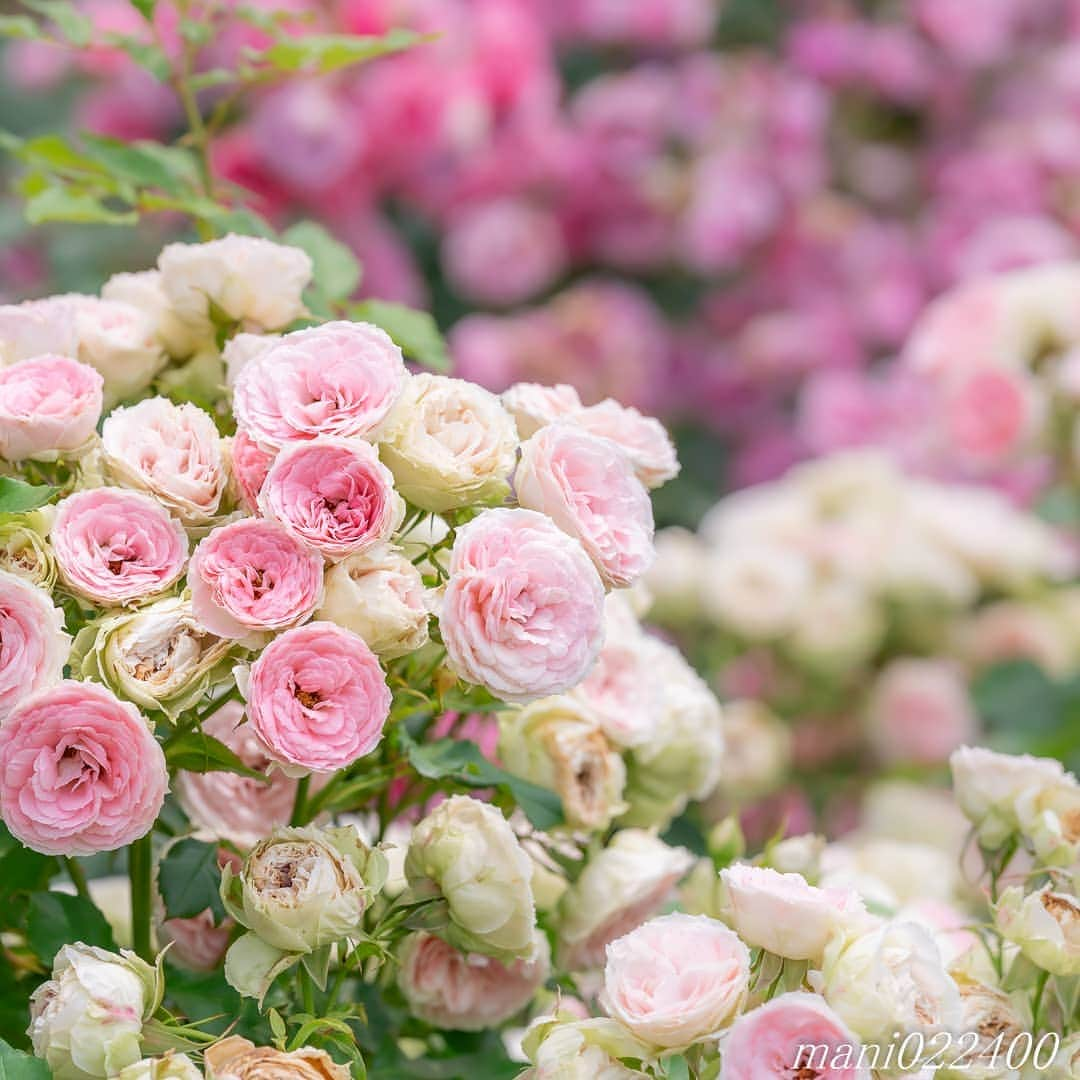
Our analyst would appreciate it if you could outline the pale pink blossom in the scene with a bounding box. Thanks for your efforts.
[0,355,103,461]
[229,429,274,513]
[439,508,605,703]
[51,488,188,606]
[501,382,582,439]
[0,568,70,720]
[259,437,404,561]
[245,621,391,774]
[0,680,167,855]
[573,399,680,489]
[942,367,1041,464]
[515,423,655,588]
[189,518,324,639]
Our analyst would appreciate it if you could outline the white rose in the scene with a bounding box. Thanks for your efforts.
[378,373,518,512]
[996,886,1080,977]
[116,1053,204,1080]
[29,944,160,1080]
[820,839,960,908]
[787,579,884,672]
[557,830,693,970]
[520,1017,652,1080]
[819,920,962,1054]
[221,332,278,388]
[316,545,430,660]
[157,234,312,339]
[101,270,204,359]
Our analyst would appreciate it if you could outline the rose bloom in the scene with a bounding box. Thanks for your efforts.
[378,373,519,512]
[259,437,404,561]
[51,488,188,606]
[221,332,277,388]
[0,568,69,719]
[102,397,227,524]
[117,1052,203,1080]
[601,913,750,1049]
[720,865,867,962]
[521,1017,653,1080]
[174,700,305,849]
[157,234,313,339]
[498,696,626,832]
[231,321,405,450]
[996,885,1080,977]
[29,944,159,1080]
[245,621,391,774]
[438,508,605,704]
[558,830,694,971]
[316,544,429,659]
[157,904,234,974]
[573,400,680,490]
[204,1036,348,1080]
[0,680,168,855]
[405,795,537,961]
[866,659,978,767]
[720,993,871,1080]
[501,382,582,439]
[0,508,56,589]
[942,366,1041,465]
[0,354,103,461]
[397,931,551,1031]
[228,429,274,512]
[101,269,204,359]
[516,423,655,588]
[189,518,324,639]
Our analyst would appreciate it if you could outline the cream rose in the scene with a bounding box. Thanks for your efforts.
[996,886,1080,977]
[101,270,204,359]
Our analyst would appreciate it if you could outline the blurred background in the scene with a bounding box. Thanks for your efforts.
[3,0,1080,841]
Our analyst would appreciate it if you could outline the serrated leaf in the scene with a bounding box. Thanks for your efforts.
[283,220,361,301]
[0,478,55,513]
[0,1038,50,1080]
[165,731,265,780]
[25,891,116,966]
[351,299,449,372]
[158,838,226,923]
[244,28,424,75]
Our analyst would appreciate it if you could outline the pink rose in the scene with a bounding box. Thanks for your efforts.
[439,508,605,704]
[866,659,978,767]
[232,320,406,450]
[573,400,680,490]
[189,518,323,639]
[720,865,867,962]
[942,367,1040,464]
[0,569,70,720]
[0,355,103,461]
[720,993,870,1079]
[229,429,273,513]
[601,913,750,1049]
[0,680,167,855]
[397,932,550,1031]
[515,423,654,588]
[245,621,391,774]
[174,701,305,848]
[259,437,404,561]
[501,382,583,439]
[157,905,234,972]
[102,397,227,523]
[51,488,188,606]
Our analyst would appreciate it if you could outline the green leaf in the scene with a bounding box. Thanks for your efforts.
[164,732,265,780]
[0,478,55,513]
[20,0,91,44]
[158,838,226,923]
[0,15,41,39]
[665,1056,690,1080]
[244,28,424,75]
[406,738,563,830]
[128,0,155,18]
[24,183,136,226]
[98,33,171,79]
[80,136,200,196]
[25,891,116,966]
[0,1037,50,1080]
[0,826,56,901]
[283,220,361,301]
[351,299,450,372]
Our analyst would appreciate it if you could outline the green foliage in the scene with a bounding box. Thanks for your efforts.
[283,221,362,309]
[0,1038,51,1080]
[164,731,267,781]
[157,838,227,923]
[0,825,57,902]
[0,478,56,514]
[242,29,426,76]
[351,299,451,373]
[25,892,117,966]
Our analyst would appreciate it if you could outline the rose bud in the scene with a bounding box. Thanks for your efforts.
[520,1016,654,1079]
[157,234,312,340]
[405,795,537,961]
[101,397,227,525]
[498,696,626,832]
[116,1052,203,1080]
[377,372,518,512]
[397,930,550,1031]
[557,830,694,971]
[51,488,188,607]
[0,567,69,720]
[29,944,162,1080]
[204,1036,348,1080]
[70,597,234,721]
[996,885,1080,977]
[316,544,429,660]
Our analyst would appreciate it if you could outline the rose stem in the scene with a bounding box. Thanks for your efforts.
[129,834,154,962]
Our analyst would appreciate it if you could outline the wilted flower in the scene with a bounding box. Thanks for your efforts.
[28,944,161,1080]
[995,885,1080,977]
[405,795,536,961]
